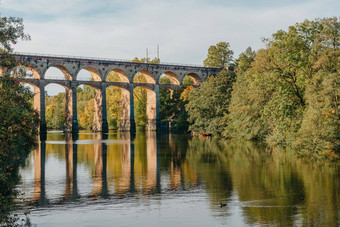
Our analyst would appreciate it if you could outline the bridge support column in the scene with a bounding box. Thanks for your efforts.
[101,87,108,133]
[120,87,135,132]
[38,84,47,133]
[64,87,72,132]
[64,85,78,133]
[146,85,160,131]
[71,86,79,133]
[93,87,108,132]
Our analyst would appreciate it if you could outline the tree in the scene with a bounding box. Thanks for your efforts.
[203,42,234,68]
[0,15,38,225]
[227,17,340,157]
[295,71,340,155]
[132,57,160,64]
[235,47,255,73]
[186,70,236,135]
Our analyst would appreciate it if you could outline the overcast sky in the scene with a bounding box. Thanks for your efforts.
[1,0,339,66]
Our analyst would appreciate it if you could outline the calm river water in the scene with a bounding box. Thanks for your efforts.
[16,131,340,226]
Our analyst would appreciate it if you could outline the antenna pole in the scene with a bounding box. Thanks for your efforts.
[146,48,149,63]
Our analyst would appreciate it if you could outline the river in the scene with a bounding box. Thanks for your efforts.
[15,131,340,226]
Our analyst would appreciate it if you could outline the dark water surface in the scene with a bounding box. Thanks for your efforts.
[16,132,340,226]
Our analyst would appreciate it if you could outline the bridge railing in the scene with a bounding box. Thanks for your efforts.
[13,52,220,69]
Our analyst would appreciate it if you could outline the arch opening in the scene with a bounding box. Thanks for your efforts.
[76,83,105,132]
[45,83,68,131]
[77,67,101,81]
[45,66,72,80]
[76,84,95,130]
[133,70,155,84]
[133,85,156,131]
[105,70,129,83]
[105,85,130,131]
[182,73,200,86]
[159,72,180,85]
[10,65,40,79]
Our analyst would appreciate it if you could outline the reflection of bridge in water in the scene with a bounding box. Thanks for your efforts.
[29,132,192,206]
[11,53,221,133]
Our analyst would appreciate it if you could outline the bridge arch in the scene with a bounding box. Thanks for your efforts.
[158,71,180,85]
[76,67,101,81]
[181,72,201,86]
[9,65,41,79]
[133,70,155,84]
[44,65,72,80]
[44,83,73,131]
[104,69,129,83]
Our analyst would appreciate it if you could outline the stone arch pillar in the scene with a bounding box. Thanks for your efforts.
[146,85,160,131]
[93,86,108,132]
[71,84,79,133]
[64,87,73,132]
[38,83,47,133]
[120,86,136,132]
[64,82,79,133]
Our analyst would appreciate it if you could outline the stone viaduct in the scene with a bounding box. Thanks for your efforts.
[11,53,221,133]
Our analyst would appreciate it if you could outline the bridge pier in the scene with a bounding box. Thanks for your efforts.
[71,86,79,133]
[93,87,108,132]
[146,85,160,131]
[101,87,109,133]
[120,87,136,132]
[64,84,79,133]
[38,84,47,133]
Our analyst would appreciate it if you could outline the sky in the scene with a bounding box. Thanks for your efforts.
[1,0,339,95]
[1,0,339,65]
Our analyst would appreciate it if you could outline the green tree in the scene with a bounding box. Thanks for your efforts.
[0,15,38,225]
[227,17,340,157]
[235,47,255,73]
[295,71,340,156]
[186,70,236,135]
[203,41,234,68]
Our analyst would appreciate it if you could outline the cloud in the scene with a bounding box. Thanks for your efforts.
[1,0,339,65]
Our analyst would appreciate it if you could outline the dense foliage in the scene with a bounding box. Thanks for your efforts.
[186,70,236,135]
[0,16,38,226]
[185,17,340,158]
[227,17,339,157]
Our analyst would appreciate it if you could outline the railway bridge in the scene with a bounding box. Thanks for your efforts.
[11,53,221,133]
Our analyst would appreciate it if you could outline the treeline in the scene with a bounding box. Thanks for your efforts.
[188,17,339,158]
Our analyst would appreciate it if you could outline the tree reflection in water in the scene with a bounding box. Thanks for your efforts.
[18,132,340,226]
